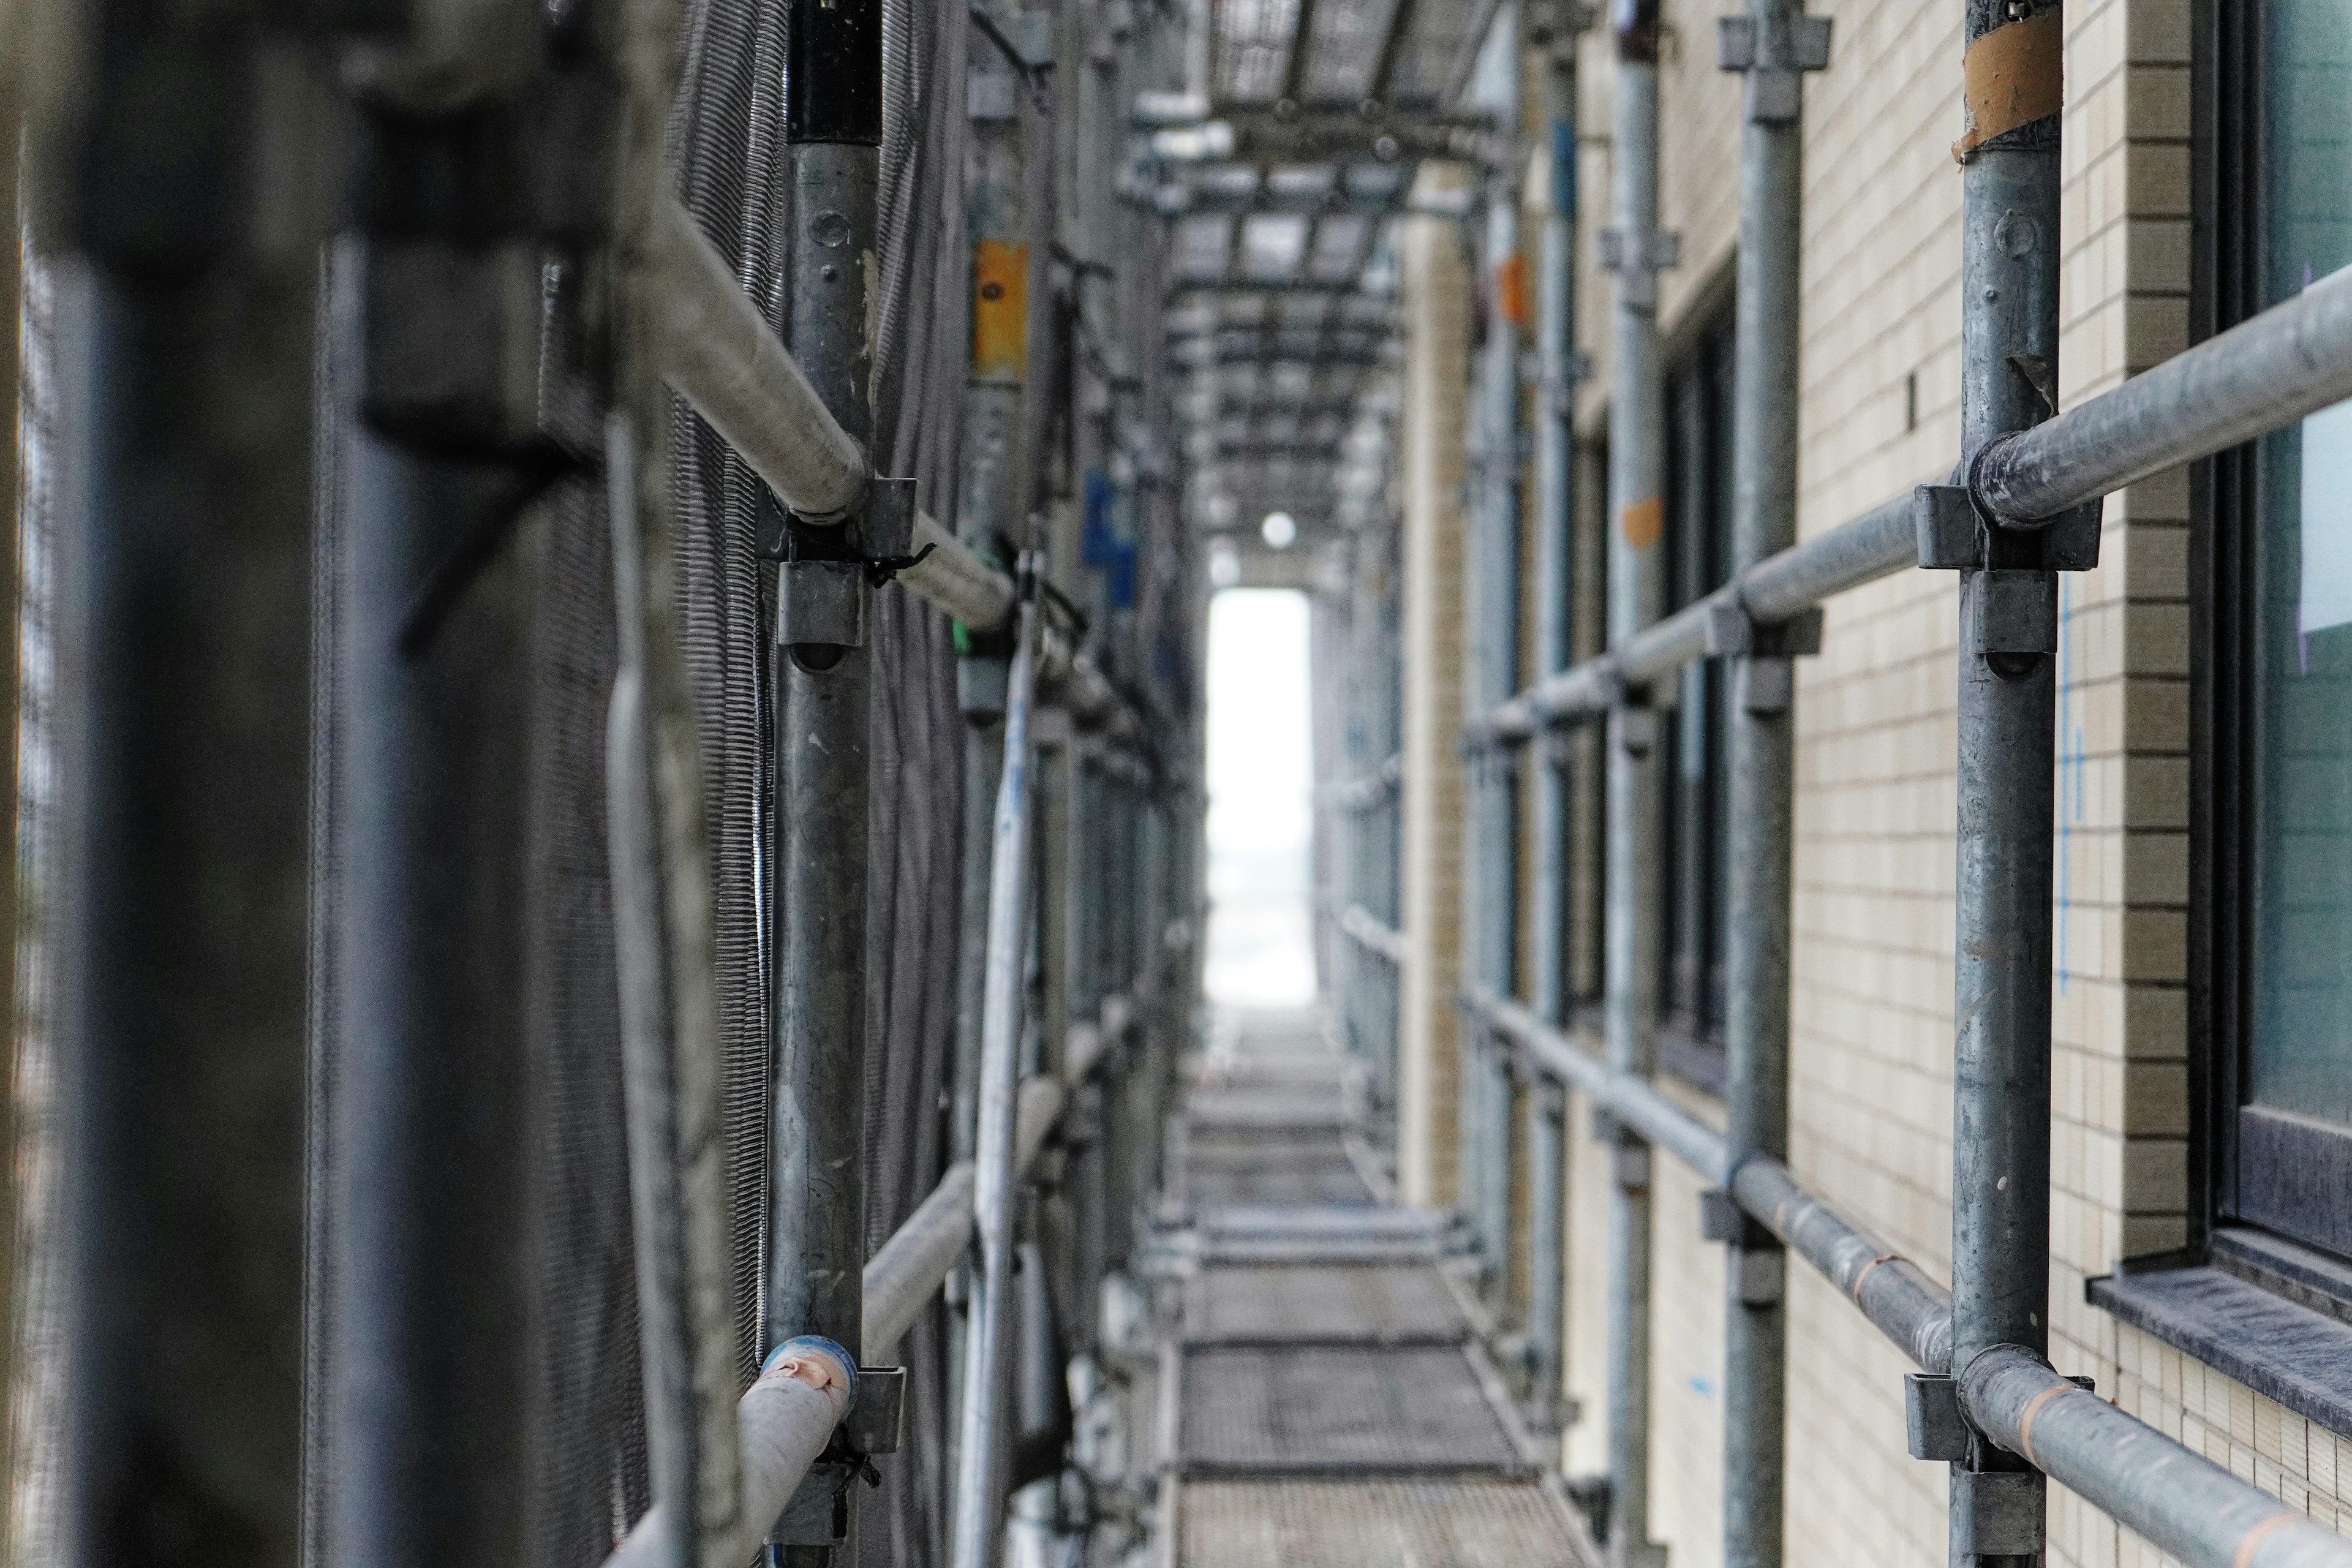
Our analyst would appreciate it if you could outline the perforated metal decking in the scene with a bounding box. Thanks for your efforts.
[1160,1009,1597,1567]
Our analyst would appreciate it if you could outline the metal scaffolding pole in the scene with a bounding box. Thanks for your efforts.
[45,11,322,1559]
[1599,0,1672,1559]
[1464,20,1523,1299]
[1525,0,1584,1441]
[766,0,884,1553]
[1943,3,2064,1562]
[951,594,1042,1568]
[1714,4,1826,1564]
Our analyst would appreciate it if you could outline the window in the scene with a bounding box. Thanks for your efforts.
[1659,304,1735,1090]
[2199,0,2352,1259]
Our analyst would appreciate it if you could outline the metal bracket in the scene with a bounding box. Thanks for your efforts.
[1613,705,1660,758]
[1908,1368,2094,1463]
[1704,601,1822,715]
[864,475,918,561]
[1596,228,1681,311]
[1610,1139,1651,1194]
[357,240,548,453]
[1913,481,2103,573]
[778,559,868,649]
[1904,1372,1967,1461]
[1717,13,1833,123]
[772,1363,905,1551]
[1700,1190,1784,1303]
[1975,568,2058,656]
[846,1364,907,1455]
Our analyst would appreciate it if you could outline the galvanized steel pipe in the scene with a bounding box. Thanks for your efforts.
[650,192,869,522]
[951,597,1041,1568]
[1488,489,1914,735]
[906,507,1019,631]
[1958,1349,2352,1568]
[602,1343,859,1568]
[1720,3,1815,1560]
[1975,257,2352,525]
[1602,6,1670,1555]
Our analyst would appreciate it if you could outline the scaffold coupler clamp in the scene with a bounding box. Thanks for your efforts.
[1595,225,1681,314]
[1904,1360,2094,1556]
[1716,6,1833,124]
[1698,1176,1784,1306]
[1703,594,1821,715]
[1915,441,2103,673]
[1600,662,1658,758]
[768,1336,908,1546]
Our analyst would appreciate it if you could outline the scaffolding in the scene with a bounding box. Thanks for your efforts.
[18,0,2352,1562]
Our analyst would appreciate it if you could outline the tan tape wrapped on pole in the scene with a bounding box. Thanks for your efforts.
[650,192,870,522]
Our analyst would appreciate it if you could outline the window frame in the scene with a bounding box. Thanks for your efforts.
[1657,301,1737,1093]
[2188,0,2352,1264]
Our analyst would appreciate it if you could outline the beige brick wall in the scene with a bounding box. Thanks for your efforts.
[1525,0,2352,1563]
[1397,197,1471,1209]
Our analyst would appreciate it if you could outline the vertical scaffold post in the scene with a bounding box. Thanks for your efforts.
[949,8,1040,1513]
[1714,1,1828,1564]
[951,592,1042,1568]
[1526,0,1587,1444]
[767,0,883,1553]
[1464,3,1523,1300]
[955,4,1041,1169]
[45,8,322,1561]
[1599,0,1673,1561]
[1945,1,2067,1562]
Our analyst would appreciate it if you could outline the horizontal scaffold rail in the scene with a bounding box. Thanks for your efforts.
[1461,990,2352,1568]
[602,993,1147,1568]
[1478,266,2352,746]
[651,192,1021,638]
[1480,491,1913,737]
[1337,903,1409,966]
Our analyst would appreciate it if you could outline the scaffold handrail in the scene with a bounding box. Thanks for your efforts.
[1460,986,2352,1568]
[1338,904,1411,966]
[1976,262,2352,524]
[1479,266,2352,748]
[1479,490,1915,739]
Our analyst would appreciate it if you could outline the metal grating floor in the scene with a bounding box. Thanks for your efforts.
[1177,1479,1589,1568]
[1185,1150,1373,1208]
[1176,1344,1525,1475]
[1163,1010,1596,1566]
[1183,1263,1466,1344]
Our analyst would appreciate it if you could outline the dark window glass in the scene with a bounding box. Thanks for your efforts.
[2205,0,2352,1257]
[1660,306,1735,1082]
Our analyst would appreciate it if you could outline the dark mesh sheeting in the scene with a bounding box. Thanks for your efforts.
[670,0,790,1394]
[523,484,652,1562]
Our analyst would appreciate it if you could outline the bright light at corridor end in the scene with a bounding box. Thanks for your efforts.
[1260,511,1297,549]
[1204,589,1314,1008]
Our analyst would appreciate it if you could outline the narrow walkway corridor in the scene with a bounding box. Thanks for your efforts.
[1157,1009,1597,1567]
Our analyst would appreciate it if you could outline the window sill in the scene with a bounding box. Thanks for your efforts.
[2089,1232,2352,1439]
[1657,1021,1724,1099]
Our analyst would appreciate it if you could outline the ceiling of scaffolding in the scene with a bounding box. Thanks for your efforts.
[1148,0,1501,575]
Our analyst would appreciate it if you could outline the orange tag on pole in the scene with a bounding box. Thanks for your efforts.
[971,239,1029,380]
[1497,252,1531,329]
[1620,496,1663,549]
